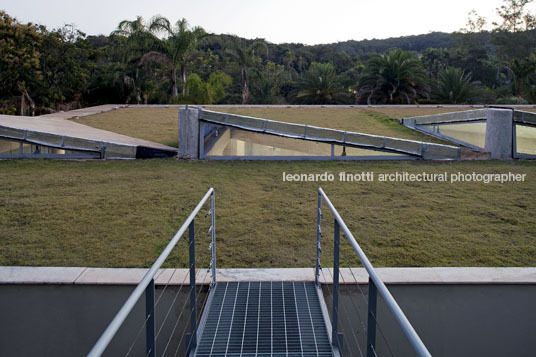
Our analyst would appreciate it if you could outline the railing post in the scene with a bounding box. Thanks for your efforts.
[512,120,518,159]
[315,192,322,286]
[188,219,197,354]
[332,219,343,354]
[366,277,378,357]
[145,279,155,357]
[211,191,216,286]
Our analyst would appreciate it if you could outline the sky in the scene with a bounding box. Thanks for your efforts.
[2,0,536,45]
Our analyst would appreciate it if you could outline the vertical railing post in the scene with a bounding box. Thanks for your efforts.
[145,279,155,357]
[332,219,343,353]
[188,219,197,354]
[512,120,517,159]
[315,192,322,286]
[366,277,378,357]
[199,122,205,159]
[211,191,216,286]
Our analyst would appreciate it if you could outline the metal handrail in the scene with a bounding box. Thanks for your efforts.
[88,188,215,357]
[317,187,431,357]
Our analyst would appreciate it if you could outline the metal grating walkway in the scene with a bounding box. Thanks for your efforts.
[195,281,334,357]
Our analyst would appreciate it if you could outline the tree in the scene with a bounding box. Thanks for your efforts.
[493,0,536,32]
[506,55,536,101]
[250,62,291,104]
[38,25,94,110]
[462,9,488,33]
[490,1,536,60]
[0,11,43,115]
[295,62,348,104]
[421,48,450,79]
[184,72,231,104]
[148,17,206,97]
[357,49,430,104]
[226,37,268,104]
[111,16,156,63]
[433,67,480,104]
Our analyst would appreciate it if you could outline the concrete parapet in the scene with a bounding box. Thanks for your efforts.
[485,108,513,160]
[178,107,200,159]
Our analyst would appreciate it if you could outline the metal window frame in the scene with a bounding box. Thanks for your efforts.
[0,137,102,159]
[513,122,536,159]
[199,121,417,161]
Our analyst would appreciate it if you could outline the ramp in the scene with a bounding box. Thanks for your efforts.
[0,114,176,159]
[195,281,335,357]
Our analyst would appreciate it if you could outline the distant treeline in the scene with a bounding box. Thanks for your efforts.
[2,0,536,115]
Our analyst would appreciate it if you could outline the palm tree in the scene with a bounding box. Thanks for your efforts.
[143,16,205,97]
[433,67,480,104]
[250,64,290,104]
[506,56,536,102]
[111,16,156,63]
[110,17,157,103]
[357,49,430,104]
[295,62,348,104]
[421,48,450,79]
[226,37,268,104]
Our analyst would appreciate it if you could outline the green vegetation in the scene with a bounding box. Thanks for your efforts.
[3,0,536,113]
[295,63,348,104]
[0,159,534,268]
[433,67,480,104]
[225,37,268,104]
[73,107,178,147]
[357,50,429,104]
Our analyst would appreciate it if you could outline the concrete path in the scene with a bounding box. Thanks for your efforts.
[40,104,128,120]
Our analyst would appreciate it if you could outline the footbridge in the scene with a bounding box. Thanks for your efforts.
[88,189,431,357]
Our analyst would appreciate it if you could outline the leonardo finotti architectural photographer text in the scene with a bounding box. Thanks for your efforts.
[282,171,527,184]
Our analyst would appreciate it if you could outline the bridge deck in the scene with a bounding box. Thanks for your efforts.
[195,281,335,357]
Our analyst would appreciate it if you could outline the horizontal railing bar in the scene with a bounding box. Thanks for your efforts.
[414,118,487,125]
[318,187,431,357]
[88,188,214,357]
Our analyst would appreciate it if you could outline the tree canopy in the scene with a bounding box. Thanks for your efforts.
[3,0,536,113]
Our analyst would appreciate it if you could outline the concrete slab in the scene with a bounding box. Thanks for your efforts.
[0,266,86,284]
[2,267,536,286]
[74,267,150,285]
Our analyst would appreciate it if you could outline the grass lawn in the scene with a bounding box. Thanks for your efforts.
[207,107,452,144]
[76,106,458,147]
[73,107,179,147]
[1,159,534,268]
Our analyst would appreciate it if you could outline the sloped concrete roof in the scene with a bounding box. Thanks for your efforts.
[0,114,176,159]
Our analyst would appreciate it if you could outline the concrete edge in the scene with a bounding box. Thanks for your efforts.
[1,267,535,285]
[61,104,536,109]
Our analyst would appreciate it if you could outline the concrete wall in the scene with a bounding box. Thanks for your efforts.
[1,282,535,357]
[323,284,536,357]
[0,284,208,357]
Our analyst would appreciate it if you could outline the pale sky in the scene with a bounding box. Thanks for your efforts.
[2,0,535,45]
